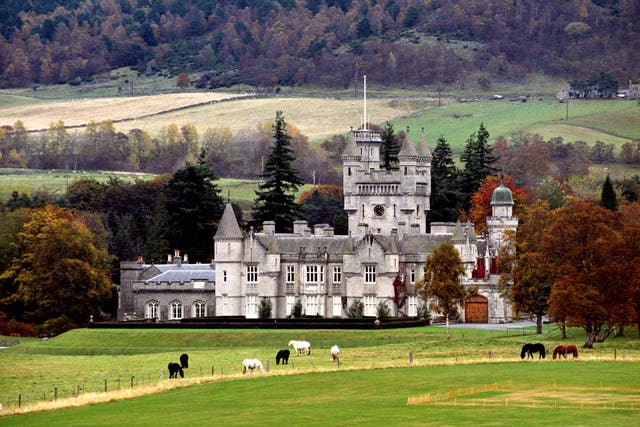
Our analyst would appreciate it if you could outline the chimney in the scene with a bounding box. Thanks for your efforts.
[314,223,329,236]
[293,220,308,235]
[183,253,188,264]
[137,255,143,264]
[323,226,335,237]
[174,249,182,267]
[263,221,276,235]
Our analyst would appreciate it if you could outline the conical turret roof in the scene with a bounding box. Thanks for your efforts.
[417,129,432,160]
[214,203,243,239]
[398,129,418,157]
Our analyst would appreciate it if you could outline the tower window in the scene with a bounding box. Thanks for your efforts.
[404,167,407,175]
[348,167,351,176]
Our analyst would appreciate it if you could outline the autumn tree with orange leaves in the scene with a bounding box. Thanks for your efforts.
[542,199,635,348]
[498,201,553,334]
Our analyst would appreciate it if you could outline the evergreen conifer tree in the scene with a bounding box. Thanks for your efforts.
[252,111,303,232]
[428,135,463,222]
[381,122,400,170]
[165,157,224,262]
[461,123,497,210]
[601,174,618,211]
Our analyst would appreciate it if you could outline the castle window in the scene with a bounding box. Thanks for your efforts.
[410,269,416,284]
[246,295,258,318]
[170,301,184,320]
[404,167,407,176]
[247,265,258,283]
[333,296,342,317]
[193,301,206,318]
[364,265,376,284]
[417,205,420,217]
[348,167,351,176]
[286,295,296,314]
[305,265,324,283]
[306,295,318,316]
[408,296,417,317]
[286,265,295,283]
[393,204,396,217]
[333,266,342,283]
[146,301,159,320]
[223,270,227,282]
[362,204,365,217]
[364,295,376,316]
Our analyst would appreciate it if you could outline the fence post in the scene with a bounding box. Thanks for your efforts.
[54,387,57,401]
[18,394,21,407]
[409,352,413,364]
[266,360,269,372]
[104,379,107,392]
[212,366,214,376]
[130,376,134,388]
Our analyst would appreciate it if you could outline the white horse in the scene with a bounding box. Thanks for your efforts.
[288,340,311,355]
[330,345,340,361]
[242,358,264,374]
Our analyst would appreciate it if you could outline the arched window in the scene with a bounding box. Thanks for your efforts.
[193,301,206,318]
[170,301,184,320]
[146,301,159,320]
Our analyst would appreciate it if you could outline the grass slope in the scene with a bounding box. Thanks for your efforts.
[399,98,639,151]
[0,325,638,422]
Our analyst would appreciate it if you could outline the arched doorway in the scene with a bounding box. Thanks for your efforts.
[465,295,488,323]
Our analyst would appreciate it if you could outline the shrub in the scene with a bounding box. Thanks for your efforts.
[347,299,364,318]
[290,300,302,318]
[376,302,391,318]
[258,297,272,319]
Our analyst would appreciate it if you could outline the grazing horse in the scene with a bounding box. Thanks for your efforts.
[168,362,184,378]
[242,359,264,374]
[276,349,290,365]
[330,345,340,362]
[288,340,311,355]
[180,353,189,369]
[553,344,579,359]
[520,343,546,359]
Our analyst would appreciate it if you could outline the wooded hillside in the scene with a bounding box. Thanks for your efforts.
[0,0,638,88]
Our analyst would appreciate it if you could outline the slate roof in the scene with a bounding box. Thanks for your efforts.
[144,265,215,283]
[215,203,243,239]
[398,132,418,157]
[417,131,432,159]
[255,235,356,254]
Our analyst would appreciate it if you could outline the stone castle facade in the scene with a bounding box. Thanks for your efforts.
[118,125,517,323]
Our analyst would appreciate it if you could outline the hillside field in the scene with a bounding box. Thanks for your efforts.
[2,81,638,148]
[0,326,638,425]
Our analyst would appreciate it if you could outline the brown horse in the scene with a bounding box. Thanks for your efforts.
[552,344,579,359]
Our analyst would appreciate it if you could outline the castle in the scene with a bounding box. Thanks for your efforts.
[118,118,517,323]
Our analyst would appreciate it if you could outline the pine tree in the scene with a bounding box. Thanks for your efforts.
[164,157,224,262]
[381,122,400,170]
[252,111,303,232]
[428,135,463,222]
[601,174,617,211]
[461,123,497,210]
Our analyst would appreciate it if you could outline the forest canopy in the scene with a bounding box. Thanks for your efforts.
[0,0,638,88]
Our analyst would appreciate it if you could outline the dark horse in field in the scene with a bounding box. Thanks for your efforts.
[168,353,189,378]
[276,349,290,365]
[553,344,579,359]
[168,362,184,378]
[180,353,189,368]
[520,343,546,359]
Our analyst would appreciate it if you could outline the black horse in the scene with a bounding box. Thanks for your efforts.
[520,343,546,359]
[180,353,189,369]
[276,349,290,365]
[168,362,184,378]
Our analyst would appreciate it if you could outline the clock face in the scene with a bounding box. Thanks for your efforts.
[374,204,385,217]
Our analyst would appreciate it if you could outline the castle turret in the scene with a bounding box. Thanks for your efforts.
[214,202,244,315]
[487,181,518,253]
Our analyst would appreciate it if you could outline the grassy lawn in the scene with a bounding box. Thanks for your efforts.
[0,325,638,425]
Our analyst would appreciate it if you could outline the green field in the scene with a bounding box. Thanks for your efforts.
[0,326,638,425]
[399,98,639,151]
[0,170,313,207]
